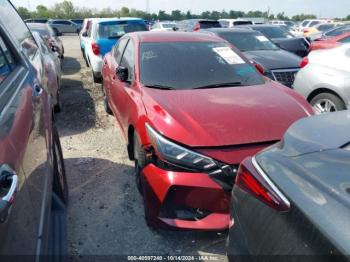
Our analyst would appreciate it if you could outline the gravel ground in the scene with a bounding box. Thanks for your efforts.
[56,35,228,261]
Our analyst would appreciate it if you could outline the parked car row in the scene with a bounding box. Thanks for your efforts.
[25,18,82,34]
[0,0,68,259]
[4,2,350,260]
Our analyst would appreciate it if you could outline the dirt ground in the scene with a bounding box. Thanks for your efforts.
[56,35,228,261]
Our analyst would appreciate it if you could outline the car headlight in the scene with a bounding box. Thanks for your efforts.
[145,123,217,171]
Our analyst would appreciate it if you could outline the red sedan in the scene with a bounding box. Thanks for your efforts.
[102,32,313,230]
[309,32,350,52]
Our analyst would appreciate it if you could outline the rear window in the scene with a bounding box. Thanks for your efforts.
[98,21,148,39]
[219,32,279,51]
[254,26,293,39]
[233,21,253,26]
[140,42,263,90]
[199,21,222,29]
[326,26,350,37]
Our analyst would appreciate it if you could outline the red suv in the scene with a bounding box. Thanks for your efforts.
[102,32,313,230]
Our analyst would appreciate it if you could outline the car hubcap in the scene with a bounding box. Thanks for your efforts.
[313,99,337,114]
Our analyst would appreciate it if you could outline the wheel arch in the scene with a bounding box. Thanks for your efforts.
[307,88,345,104]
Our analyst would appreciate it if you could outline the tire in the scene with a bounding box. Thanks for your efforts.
[92,70,102,83]
[53,28,60,36]
[54,90,62,113]
[52,125,69,205]
[102,83,112,115]
[310,93,346,114]
[134,132,146,195]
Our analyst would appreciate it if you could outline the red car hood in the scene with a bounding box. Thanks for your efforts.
[142,82,312,147]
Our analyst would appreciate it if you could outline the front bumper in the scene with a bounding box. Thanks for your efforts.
[141,164,231,231]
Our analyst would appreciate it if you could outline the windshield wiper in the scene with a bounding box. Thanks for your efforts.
[193,82,243,89]
[144,84,175,90]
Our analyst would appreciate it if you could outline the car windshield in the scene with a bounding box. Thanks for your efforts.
[253,26,293,39]
[140,42,264,90]
[219,31,279,51]
[317,24,335,31]
[199,21,222,29]
[325,26,350,37]
[98,21,148,39]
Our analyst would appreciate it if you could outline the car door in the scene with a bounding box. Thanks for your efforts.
[0,2,52,257]
[109,38,135,134]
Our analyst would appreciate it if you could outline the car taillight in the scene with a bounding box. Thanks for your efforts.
[235,157,290,211]
[254,63,265,75]
[193,22,200,31]
[300,57,309,68]
[91,42,100,56]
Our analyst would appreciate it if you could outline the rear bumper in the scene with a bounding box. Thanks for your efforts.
[141,164,231,231]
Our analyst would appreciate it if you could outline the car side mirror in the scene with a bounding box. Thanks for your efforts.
[116,66,129,82]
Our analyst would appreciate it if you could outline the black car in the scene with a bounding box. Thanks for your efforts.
[203,28,301,87]
[241,24,310,57]
[0,0,68,259]
[175,19,221,31]
[228,110,350,262]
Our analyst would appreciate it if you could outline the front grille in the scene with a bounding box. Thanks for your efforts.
[271,69,299,88]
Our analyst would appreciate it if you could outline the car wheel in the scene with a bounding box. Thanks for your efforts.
[134,132,146,195]
[92,70,102,83]
[102,83,112,115]
[52,125,68,204]
[311,93,346,114]
[53,28,60,36]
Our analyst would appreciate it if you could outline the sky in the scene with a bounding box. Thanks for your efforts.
[11,0,350,18]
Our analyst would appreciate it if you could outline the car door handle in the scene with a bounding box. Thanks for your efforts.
[0,165,18,223]
[33,84,43,97]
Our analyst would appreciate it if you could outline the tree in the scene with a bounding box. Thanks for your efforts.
[276,12,289,20]
[292,13,317,21]
[120,7,130,17]
[17,6,31,19]
[171,10,183,21]
[35,5,50,18]
[185,11,192,19]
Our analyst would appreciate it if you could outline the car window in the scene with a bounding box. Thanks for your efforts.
[98,21,148,39]
[140,42,264,90]
[310,21,320,27]
[0,0,38,59]
[233,21,252,26]
[219,21,230,27]
[28,25,50,37]
[114,38,129,64]
[120,40,135,81]
[219,32,279,51]
[162,23,176,29]
[301,21,310,27]
[338,36,350,43]
[0,35,16,84]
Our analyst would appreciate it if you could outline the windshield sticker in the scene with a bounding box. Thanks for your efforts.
[213,47,245,65]
[256,35,269,42]
[142,50,158,60]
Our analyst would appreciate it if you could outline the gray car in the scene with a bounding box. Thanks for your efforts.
[293,44,350,114]
[48,19,80,34]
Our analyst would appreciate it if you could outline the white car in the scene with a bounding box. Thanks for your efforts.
[151,22,176,31]
[293,44,350,114]
[84,18,148,82]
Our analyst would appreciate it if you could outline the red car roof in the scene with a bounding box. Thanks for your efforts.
[131,32,224,43]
